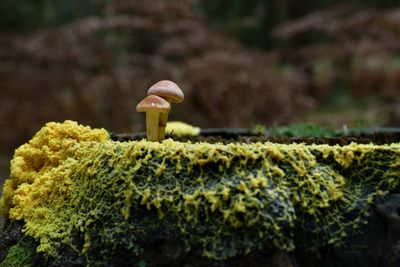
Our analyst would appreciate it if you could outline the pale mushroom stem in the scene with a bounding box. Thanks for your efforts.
[157,97,171,142]
[158,113,169,141]
[146,111,160,142]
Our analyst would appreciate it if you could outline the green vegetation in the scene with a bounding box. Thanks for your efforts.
[1,121,399,265]
[1,0,397,44]
[0,0,100,31]
[268,123,343,137]
[0,237,36,267]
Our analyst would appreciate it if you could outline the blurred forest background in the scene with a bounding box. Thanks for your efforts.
[1,0,400,181]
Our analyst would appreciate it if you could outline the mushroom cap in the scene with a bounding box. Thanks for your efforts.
[147,80,184,103]
[136,95,171,113]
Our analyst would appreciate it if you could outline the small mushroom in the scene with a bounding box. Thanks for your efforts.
[136,95,171,142]
[147,80,184,141]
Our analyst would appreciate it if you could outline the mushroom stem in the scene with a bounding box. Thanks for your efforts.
[158,113,169,141]
[157,97,172,142]
[146,111,160,142]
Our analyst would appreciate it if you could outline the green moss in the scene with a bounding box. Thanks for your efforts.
[0,121,399,265]
[268,123,343,137]
[0,238,37,267]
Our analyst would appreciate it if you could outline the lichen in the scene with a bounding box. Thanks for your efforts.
[0,121,399,264]
[165,121,200,137]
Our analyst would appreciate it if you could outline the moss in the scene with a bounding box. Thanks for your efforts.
[0,237,37,267]
[0,120,109,218]
[268,123,343,137]
[0,121,399,265]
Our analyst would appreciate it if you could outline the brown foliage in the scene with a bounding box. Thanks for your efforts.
[2,1,400,151]
[0,0,314,150]
[272,4,400,101]
[184,51,312,127]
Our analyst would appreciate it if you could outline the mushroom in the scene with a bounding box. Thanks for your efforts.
[147,80,184,141]
[136,95,171,142]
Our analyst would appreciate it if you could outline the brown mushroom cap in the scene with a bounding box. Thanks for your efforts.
[147,80,184,103]
[136,95,171,113]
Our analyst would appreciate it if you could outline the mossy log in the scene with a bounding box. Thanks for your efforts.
[0,121,399,267]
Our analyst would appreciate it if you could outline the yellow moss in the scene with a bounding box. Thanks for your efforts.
[165,121,201,137]
[0,120,399,261]
[0,120,108,219]
[222,186,230,201]
[140,188,151,206]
